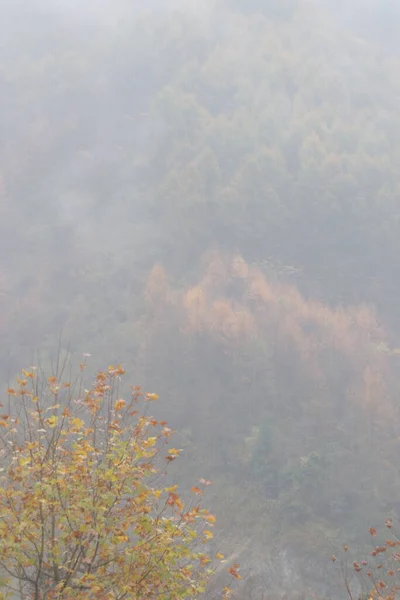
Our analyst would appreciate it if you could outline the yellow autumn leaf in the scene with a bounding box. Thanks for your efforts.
[115,399,126,411]
[22,370,35,379]
[205,514,216,524]
[70,417,84,429]
[216,552,224,560]
[165,485,179,493]
[203,530,213,540]
[146,393,159,401]
[46,415,58,428]
[143,437,157,448]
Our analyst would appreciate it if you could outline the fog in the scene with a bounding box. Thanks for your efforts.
[1,0,400,597]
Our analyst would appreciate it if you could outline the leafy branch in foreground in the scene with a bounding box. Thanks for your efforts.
[333,521,400,600]
[0,363,239,599]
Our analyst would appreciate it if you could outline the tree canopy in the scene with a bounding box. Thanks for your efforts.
[0,364,238,599]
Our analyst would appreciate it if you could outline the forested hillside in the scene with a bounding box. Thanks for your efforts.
[1,0,400,596]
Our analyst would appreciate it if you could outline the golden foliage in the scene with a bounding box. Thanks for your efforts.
[0,365,239,600]
[178,254,387,388]
[143,251,399,501]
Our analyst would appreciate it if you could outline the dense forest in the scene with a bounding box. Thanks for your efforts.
[1,0,400,597]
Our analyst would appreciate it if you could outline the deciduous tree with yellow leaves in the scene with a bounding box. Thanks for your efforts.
[0,363,239,599]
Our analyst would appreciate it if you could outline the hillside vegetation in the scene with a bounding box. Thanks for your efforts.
[1,0,400,596]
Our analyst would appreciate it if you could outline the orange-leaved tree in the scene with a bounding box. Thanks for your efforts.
[333,521,400,600]
[0,362,239,599]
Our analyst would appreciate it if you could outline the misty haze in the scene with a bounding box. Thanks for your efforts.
[0,0,400,598]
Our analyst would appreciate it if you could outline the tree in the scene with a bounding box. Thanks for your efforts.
[0,363,238,599]
[336,521,400,600]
